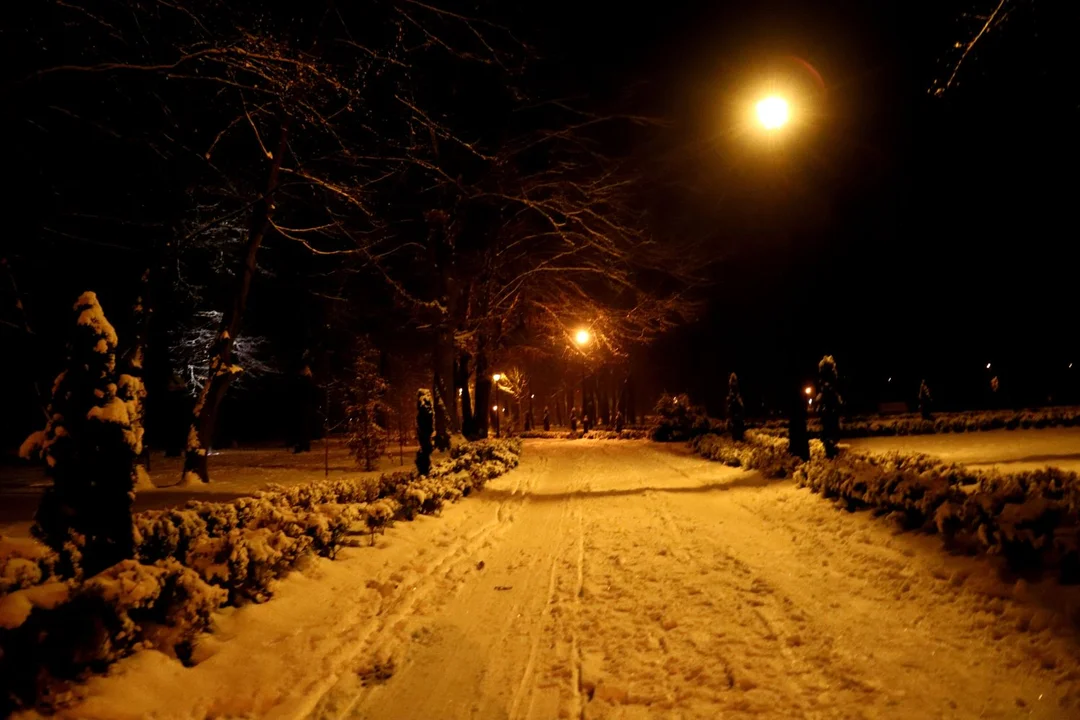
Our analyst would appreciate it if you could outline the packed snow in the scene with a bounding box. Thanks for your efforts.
[30,440,1080,719]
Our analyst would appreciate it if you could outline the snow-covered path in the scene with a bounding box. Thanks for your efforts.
[58,441,1080,720]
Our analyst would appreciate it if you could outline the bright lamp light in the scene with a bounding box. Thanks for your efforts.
[574,329,590,346]
[756,96,791,130]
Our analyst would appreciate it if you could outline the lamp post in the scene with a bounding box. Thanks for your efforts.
[751,89,811,459]
[492,373,502,438]
[573,329,591,421]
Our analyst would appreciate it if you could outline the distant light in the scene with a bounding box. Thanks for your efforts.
[986,363,991,370]
[457,388,463,396]
[492,405,498,411]
[887,377,892,383]
[807,398,813,405]
[756,96,791,131]
[574,329,591,346]
[530,394,535,399]
[492,373,501,382]
[804,386,813,396]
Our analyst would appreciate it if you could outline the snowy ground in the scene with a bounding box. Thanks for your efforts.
[39,440,1080,720]
[845,427,1080,473]
[0,441,418,536]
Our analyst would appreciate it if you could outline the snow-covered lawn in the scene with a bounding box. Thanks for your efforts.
[0,442,419,536]
[846,427,1080,473]
[37,440,1080,719]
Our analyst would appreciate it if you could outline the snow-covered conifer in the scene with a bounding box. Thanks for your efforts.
[416,388,435,476]
[347,341,389,471]
[918,379,933,421]
[28,292,136,575]
[816,355,842,459]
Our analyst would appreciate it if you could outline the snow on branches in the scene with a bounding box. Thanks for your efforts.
[26,292,137,576]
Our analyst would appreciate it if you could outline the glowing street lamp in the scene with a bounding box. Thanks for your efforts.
[573,329,591,421]
[804,386,813,396]
[756,96,791,131]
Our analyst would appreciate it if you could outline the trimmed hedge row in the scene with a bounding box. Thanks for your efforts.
[0,438,522,713]
[691,432,823,479]
[794,450,1080,579]
[754,406,1080,439]
[691,431,1080,580]
[518,429,648,440]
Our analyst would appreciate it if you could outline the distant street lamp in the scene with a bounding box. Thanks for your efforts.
[492,373,502,437]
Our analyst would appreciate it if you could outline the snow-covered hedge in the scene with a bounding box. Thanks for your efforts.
[128,438,521,602]
[691,432,823,479]
[1,536,63,594]
[0,438,522,713]
[691,431,1080,578]
[794,450,1080,578]
[518,429,648,440]
[1,557,224,714]
[753,406,1080,439]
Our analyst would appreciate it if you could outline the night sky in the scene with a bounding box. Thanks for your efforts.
[533,0,1080,414]
[2,0,1078,446]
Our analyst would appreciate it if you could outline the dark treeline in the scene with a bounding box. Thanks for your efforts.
[0,0,700,477]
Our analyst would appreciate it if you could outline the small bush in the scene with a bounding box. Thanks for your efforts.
[650,394,712,442]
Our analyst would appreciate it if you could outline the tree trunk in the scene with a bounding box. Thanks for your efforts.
[126,269,151,487]
[182,121,289,483]
[428,212,458,450]
[457,352,476,438]
[474,339,491,438]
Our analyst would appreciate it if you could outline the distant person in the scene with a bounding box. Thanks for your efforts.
[570,407,578,431]
[615,410,624,432]
[582,414,592,433]
[543,407,551,431]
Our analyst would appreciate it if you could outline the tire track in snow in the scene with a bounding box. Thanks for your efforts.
[504,482,577,720]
